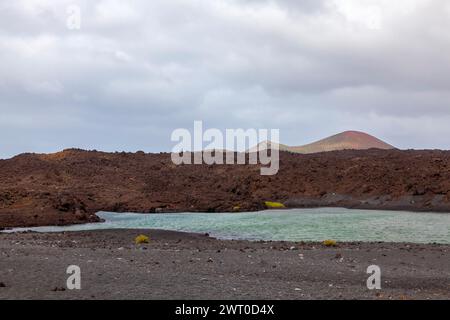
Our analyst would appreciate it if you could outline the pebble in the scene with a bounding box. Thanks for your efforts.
[52,287,66,292]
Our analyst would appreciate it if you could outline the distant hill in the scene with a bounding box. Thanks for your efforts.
[253,131,395,154]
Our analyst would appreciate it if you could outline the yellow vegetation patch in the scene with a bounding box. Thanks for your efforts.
[323,239,337,247]
[135,234,150,244]
[264,201,285,209]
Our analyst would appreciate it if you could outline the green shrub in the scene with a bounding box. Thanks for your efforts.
[135,234,150,244]
[264,201,285,209]
[323,239,337,247]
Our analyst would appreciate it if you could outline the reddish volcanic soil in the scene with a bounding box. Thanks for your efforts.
[1,148,450,228]
[288,131,395,154]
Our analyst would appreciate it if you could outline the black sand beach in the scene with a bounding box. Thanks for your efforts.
[0,229,448,300]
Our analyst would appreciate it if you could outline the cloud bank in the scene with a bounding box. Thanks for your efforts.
[1,0,450,158]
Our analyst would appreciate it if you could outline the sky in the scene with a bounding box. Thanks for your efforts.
[1,0,450,158]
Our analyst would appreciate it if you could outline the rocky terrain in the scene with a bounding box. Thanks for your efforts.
[0,229,448,300]
[1,148,450,228]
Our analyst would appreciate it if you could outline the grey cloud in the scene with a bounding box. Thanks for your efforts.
[0,0,450,158]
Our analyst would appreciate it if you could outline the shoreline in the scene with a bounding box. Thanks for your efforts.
[0,228,449,300]
[5,227,450,245]
[3,208,449,246]
[5,227,450,246]
[2,203,450,230]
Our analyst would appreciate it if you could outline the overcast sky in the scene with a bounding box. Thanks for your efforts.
[1,0,450,158]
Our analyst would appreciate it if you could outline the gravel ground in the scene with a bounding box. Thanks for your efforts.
[0,229,449,300]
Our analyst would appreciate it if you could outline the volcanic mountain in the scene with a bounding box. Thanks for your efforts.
[253,131,395,154]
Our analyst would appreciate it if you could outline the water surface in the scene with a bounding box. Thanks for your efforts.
[8,208,450,244]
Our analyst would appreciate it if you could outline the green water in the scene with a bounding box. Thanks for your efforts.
[8,208,450,244]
